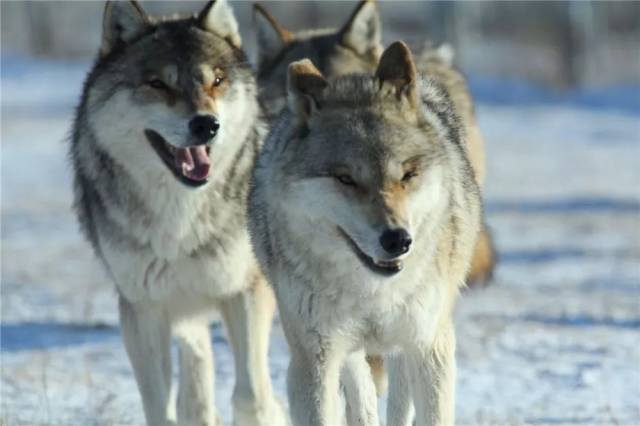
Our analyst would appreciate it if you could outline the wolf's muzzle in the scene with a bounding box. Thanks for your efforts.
[337,227,403,276]
[145,129,212,188]
[189,114,220,144]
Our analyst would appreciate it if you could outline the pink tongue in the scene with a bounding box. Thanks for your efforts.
[176,146,211,181]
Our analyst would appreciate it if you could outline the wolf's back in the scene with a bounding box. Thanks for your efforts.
[418,48,496,286]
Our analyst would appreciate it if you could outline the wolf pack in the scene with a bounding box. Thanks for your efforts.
[70,1,496,425]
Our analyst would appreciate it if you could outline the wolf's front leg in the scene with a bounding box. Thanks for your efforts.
[386,354,414,426]
[220,279,286,426]
[119,296,175,426]
[342,349,380,426]
[408,325,456,426]
[279,305,343,426]
[175,320,220,426]
[287,344,343,426]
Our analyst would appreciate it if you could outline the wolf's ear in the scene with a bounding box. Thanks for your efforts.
[198,0,242,48]
[375,41,418,105]
[253,4,292,65]
[287,59,328,123]
[435,43,455,66]
[339,0,382,59]
[101,1,148,57]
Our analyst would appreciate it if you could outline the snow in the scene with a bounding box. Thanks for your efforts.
[2,56,639,426]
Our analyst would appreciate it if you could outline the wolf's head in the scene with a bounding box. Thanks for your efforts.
[81,0,253,189]
[270,42,463,278]
[253,0,382,117]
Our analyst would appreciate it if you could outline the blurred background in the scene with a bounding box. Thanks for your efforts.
[2,1,640,89]
[2,2,639,425]
[2,1,640,88]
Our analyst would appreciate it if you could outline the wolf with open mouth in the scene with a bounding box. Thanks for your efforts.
[70,1,285,425]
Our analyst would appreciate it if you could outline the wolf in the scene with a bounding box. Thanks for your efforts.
[253,0,495,286]
[248,40,482,426]
[70,2,285,425]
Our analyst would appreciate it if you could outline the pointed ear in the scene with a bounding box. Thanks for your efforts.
[253,4,292,64]
[340,0,382,58]
[287,59,328,122]
[375,41,418,105]
[101,1,148,57]
[198,0,242,48]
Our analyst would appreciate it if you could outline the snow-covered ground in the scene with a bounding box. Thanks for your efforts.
[2,57,639,426]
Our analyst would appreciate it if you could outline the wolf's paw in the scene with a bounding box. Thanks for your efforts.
[176,408,222,426]
[232,395,288,426]
[176,414,222,426]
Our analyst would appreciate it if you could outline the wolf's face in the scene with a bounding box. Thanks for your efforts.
[289,112,445,277]
[87,0,251,189]
[279,44,450,277]
[253,0,382,118]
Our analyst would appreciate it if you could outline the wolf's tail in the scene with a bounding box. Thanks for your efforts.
[466,223,497,287]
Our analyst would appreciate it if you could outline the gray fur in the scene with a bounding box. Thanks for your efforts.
[254,0,383,119]
[72,5,258,278]
[70,2,285,425]
[251,72,478,280]
[253,0,495,286]
[248,47,481,425]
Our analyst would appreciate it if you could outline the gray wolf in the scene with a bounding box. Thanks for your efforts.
[70,1,285,425]
[248,41,482,426]
[253,0,495,286]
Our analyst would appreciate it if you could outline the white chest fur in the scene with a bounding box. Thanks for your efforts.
[99,184,253,305]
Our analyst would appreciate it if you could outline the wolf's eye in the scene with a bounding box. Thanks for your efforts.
[148,78,168,90]
[213,76,225,87]
[336,174,356,186]
[402,170,419,183]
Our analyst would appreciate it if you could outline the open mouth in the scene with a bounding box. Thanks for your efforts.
[337,227,403,277]
[145,129,211,188]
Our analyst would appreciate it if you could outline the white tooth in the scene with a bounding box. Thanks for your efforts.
[181,162,194,175]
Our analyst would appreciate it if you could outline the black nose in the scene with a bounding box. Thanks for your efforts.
[189,115,219,144]
[379,228,412,256]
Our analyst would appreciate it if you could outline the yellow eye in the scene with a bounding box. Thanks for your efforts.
[336,174,356,186]
[148,78,168,90]
[402,170,418,182]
